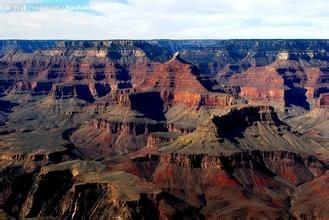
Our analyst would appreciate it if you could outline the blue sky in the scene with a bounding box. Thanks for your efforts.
[1,0,328,39]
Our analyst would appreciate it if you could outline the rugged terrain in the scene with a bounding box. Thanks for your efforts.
[0,40,328,219]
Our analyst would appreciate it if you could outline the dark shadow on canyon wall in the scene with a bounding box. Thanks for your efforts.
[129,92,166,121]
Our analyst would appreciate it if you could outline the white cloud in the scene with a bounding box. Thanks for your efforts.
[1,0,328,39]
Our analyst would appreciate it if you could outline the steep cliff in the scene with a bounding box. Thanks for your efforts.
[128,151,327,219]
[1,40,328,110]
[0,40,328,219]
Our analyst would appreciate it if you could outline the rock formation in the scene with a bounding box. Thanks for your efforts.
[0,40,328,219]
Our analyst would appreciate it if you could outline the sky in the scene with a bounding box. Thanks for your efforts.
[0,0,328,39]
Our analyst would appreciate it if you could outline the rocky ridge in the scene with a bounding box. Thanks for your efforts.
[0,40,328,219]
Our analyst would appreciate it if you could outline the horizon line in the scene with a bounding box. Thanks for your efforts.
[1,38,328,41]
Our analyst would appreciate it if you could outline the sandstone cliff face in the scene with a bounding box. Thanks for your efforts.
[158,105,321,156]
[240,86,285,108]
[2,160,204,219]
[1,40,328,111]
[304,67,328,107]
[129,151,327,219]
[71,120,151,158]
[0,149,76,217]
[2,150,327,219]
[70,116,197,159]
[140,53,236,108]
[0,40,328,219]
[290,171,329,219]
[318,93,329,107]
[227,60,329,110]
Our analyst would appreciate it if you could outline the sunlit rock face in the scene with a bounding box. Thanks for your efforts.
[0,40,328,219]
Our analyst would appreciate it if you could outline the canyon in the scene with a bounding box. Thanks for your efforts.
[0,40,328,219]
